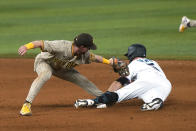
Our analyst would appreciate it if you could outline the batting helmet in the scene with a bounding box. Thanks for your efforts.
[74,33,97,50]
[124,43,146,61]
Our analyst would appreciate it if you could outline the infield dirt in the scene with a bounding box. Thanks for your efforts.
[0,59,195,131]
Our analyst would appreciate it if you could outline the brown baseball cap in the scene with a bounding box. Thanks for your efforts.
[74,33,97,50]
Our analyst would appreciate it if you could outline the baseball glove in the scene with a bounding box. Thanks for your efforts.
[112,57,130,77]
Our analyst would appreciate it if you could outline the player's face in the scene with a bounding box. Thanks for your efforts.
[76,46,89,55]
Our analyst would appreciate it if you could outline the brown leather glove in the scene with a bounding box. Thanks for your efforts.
[112,57,130,77]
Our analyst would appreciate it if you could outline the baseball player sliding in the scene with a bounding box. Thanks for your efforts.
[18,33,112,116]
[75,44,172,111]
[179,16,196,32]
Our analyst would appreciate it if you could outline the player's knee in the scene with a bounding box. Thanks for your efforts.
[39,71,52,82]
[98,91,119,105]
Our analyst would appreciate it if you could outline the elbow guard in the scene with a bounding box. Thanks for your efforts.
[116,77,130,86]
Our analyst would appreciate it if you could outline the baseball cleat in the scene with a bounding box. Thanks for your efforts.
[96,103,107,109]
[141,98,163,111]
[179,16,190,32]
[74,99,95,108]
[20,103,32,116]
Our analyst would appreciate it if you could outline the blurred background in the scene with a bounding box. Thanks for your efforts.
[0,0,196,59]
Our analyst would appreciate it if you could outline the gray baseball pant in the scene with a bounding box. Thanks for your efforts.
[26,61,103,103]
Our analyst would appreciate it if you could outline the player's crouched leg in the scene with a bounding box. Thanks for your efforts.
[141,98,163,111]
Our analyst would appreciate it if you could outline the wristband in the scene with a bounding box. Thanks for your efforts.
[24,42,34,49]
[103,58,110,64]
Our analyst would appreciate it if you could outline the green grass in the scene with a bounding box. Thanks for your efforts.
[0,0,196,59]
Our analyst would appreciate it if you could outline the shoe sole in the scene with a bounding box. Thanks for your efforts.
[96,103,107,109]
[74,102,79,109]
[179,24,185,32]
[20,112,32,116]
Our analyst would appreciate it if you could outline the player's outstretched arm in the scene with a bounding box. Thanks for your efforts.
[94,55,113,65]
[18,40,44,56]
[108,77,130,92]
[107,81,122,92]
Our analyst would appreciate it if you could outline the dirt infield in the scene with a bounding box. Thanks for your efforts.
[0,59,196,131]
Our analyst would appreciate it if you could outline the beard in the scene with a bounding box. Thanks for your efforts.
[75,50,85,56]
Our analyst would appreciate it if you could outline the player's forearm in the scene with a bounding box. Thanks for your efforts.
[107,81,122,92]
[18,40,44,56]
[24,40,44,50]
[94,55,111,65]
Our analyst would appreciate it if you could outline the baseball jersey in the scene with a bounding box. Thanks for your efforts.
[126,58,167,82]
[34,40,95,71]
[115,58,171,103]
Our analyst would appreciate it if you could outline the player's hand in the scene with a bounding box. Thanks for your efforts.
[18,46,27,56]
[109,58,113,65]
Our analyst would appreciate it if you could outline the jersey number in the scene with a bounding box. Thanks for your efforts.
[139,59,160,72]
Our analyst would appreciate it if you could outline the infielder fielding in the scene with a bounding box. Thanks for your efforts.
[179,16,196,32]
[18,33,112,116]
[75,44,172,111]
